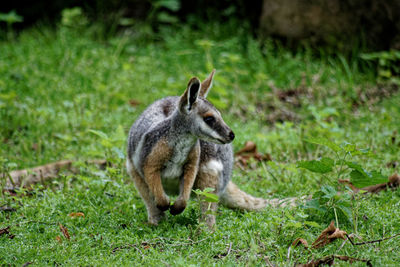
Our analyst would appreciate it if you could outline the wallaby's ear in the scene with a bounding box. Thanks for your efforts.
[200,69,216,98]
[179,77,201,113]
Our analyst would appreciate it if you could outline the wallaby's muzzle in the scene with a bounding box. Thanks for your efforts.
[229,131,235,141]
[216,126,235,144]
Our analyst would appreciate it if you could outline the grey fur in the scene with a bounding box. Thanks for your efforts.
[199,140,233,195]
[127,96,233,193]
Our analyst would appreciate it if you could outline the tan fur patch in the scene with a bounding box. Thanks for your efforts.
[202,111,215,118]
[143,138,172,209]
[221,181,268,210]
[127,160,165,225]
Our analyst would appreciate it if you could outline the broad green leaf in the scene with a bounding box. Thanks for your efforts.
[321,157,335,167]
[350,170,366,185]
[193,189,202,195]
[202,187,215,193]
[304,137,341,152]
[321,185,337,199]
[305,199,327,212]
[297,157,334,174]
[370,171,387,181]
[345,161,369,177]
[193,187,215,195]
[350,170,388,188]
[202,192,219,203]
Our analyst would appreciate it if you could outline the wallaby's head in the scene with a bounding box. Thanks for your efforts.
[178,70,235,144]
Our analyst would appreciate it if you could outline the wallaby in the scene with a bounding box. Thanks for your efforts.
[126,70,294,227]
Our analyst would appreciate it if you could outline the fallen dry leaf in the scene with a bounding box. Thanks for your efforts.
[339,173,400,194]
[0,226,10,236]
[338,179,359,192]
[311,221,347,249]
[292,238,309,248]
[128,99,141,107]
[276,88,304,108]
[353,84,399,108]
[0,226,15,239]
[59,223,70,240]
[68,212,85,218]
[55,235,62,243]
[235,141,271,169]
[0,206,16,212]
[295,255,371,267]
[389,173,400,186]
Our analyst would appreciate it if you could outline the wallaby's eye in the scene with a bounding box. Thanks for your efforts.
[203,116,215,125]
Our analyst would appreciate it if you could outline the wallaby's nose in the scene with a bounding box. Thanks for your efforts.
[229,131,235,141]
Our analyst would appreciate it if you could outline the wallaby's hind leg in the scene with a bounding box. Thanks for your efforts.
[194,163,221,228]
[142,139,171,211]
[127,161,165,225]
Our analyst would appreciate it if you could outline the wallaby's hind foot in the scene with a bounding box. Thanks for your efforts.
[169,198,187,215]
[155,195,170,211]
[127,160,167,224]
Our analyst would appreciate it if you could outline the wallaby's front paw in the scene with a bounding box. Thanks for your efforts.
[170,199,186,215]
[156,196,170,211]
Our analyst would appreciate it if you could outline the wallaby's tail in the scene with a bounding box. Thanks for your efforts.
[220,181,299,210]
[3,160,108,189]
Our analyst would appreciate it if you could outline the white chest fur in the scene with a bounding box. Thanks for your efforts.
[161,137,196,179]
[200,159,223,176]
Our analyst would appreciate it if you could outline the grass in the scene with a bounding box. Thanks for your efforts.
[1,22,400,266]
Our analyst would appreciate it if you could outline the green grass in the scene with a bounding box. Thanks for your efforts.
[1,24,400,266]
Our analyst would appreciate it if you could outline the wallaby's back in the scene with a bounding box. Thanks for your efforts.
[127,96,177,162]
